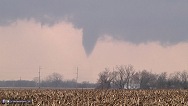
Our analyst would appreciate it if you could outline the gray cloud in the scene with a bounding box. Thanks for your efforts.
[1,0,188,55]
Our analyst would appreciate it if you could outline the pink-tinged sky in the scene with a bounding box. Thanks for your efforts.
[0,20,187,83]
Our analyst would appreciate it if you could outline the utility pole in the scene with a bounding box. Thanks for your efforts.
[19,76,21,89]
[39,66,42,89]
[76,67,78,89]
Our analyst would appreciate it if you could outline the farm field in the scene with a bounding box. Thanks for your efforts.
[0,89,188,106]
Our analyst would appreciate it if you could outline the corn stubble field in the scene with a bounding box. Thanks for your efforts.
[0,89,188,106]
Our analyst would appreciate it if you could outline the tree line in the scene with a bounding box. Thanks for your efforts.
[0,72,96,88]
[96,65,188,89]
[0,65,187,89]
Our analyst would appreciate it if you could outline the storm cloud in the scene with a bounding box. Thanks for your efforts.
[1,0,188,55]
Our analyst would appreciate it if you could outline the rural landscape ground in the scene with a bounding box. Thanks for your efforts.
[0,88,188,106]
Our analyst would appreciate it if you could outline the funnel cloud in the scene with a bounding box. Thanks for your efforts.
[1,0,188,55]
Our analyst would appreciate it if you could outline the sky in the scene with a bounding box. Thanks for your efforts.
[0,1,188,83]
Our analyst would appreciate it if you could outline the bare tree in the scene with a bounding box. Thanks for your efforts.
[112,65,135,89]
[168,72,181,88]
[46,72,63,87]
[97,68,114,89]
[131,71,141,88]
[112,67,126,89]
[156,72,167,88]
[180,70,188,89]
[139,70,157,89]
[125,65,135,89]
